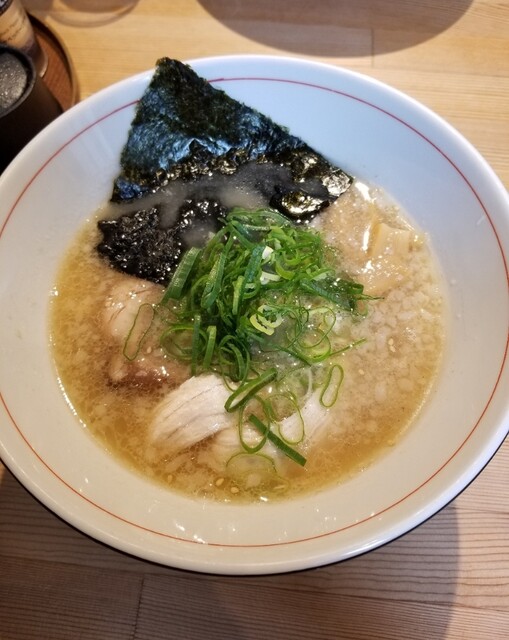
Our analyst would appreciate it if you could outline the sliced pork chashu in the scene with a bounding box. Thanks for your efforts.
[148,374,236,458]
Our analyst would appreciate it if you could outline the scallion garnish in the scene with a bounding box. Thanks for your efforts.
[161,246,201,303]
[249,414,307,467]
[224,368,278,413]
[320,364,345,408]
[122,303,155,361]
[151,206,371,467]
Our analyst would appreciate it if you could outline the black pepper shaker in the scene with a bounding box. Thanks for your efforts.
[0,44,61,172]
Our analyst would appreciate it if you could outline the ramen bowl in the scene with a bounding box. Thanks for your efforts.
[0,55,508,575]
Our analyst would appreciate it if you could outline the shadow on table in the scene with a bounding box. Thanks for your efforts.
[0,467,458,640]
[198,0,474,57]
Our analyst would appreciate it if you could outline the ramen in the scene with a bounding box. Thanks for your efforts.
[50,180,446,503]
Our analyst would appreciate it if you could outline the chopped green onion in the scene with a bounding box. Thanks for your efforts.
[237,410,269,454]
[161,247,201,303]
[249,415,307,467]
[320,364,344,408]
[138,207,371,467]
[201,236,233,309]
[202,325,217,370]
[232,276,243,315]
[300,277,366,312]
[236,243,264,307]
[224,368,277,413]
[225,452,280,484]
[159,323,194,359]
[123,303,155,361]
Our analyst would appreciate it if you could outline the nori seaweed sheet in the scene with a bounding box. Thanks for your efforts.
[111,58,352,208]
[99,58,354,285]
[97,199,227,285]
[98,207,181,284]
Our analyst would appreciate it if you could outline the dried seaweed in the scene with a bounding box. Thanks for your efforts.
[97,199,227,285]
[99,58,354,284]
[111,58,352,214]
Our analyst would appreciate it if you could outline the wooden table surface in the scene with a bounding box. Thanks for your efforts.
[1,1,508,638]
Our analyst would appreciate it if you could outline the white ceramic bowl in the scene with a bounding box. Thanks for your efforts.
[1,56,508,575]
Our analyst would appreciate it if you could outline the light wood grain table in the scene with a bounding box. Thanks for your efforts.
[1,1,508,638]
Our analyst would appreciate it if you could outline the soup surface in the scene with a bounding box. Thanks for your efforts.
[50,181,446,503]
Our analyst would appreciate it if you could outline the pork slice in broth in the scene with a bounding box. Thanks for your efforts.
[103,277,189,388]
[279,390,331,444]
[148,374,236,459]
[103,278,159,339]
[208,389,331,475]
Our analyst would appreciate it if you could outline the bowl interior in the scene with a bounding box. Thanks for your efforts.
[0,55,508,574]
